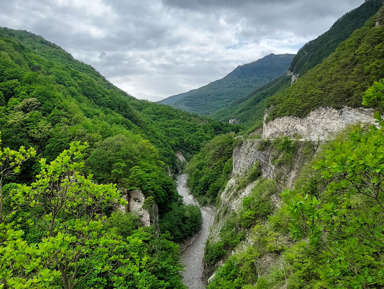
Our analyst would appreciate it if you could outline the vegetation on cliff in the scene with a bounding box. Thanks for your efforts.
[204,80,384,288]
[288,0,383,76]
[186,133,238,205]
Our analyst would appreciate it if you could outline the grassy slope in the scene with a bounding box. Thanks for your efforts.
[211,75,291,128]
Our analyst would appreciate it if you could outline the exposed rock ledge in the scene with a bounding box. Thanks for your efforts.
[263,107,376,141]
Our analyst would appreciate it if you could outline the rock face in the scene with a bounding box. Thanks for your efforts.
[128,190,151,227]
[287,70,299,84]
[233,139,275,179]
[119,190,151,227]
[263,107,375,141]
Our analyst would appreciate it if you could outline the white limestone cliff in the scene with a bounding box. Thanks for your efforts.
[263,106,376,141]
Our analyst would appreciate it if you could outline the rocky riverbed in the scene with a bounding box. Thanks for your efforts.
[177,174,215,289]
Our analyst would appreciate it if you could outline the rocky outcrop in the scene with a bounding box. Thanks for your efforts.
[119,190,151,227]
[287,70,299,84]
[263,106,376,141]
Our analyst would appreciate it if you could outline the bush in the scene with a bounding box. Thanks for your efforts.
[220,213,245,249]
[204,241,226,266]
[239,179,277,228]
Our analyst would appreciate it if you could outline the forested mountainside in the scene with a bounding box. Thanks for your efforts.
[289,0,383,76]
[187,5,384,289]
[211,0,383,128]
[267,11,384,121]
[158,53,294,116]
[0,27,237,288]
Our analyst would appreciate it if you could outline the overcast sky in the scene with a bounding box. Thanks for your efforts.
[0,0,363,101]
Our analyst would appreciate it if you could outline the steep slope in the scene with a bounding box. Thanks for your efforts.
[267,11,384,121]
[211,0,383,128]
[211,75,291,127]
[184,5,384,289]
[159,53,294,116]
[0,27,201,288]
[0,27,241,288]
[289,0,383,76]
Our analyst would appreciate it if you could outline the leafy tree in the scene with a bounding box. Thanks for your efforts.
[0,132,36,223]
[288,122,384,287]
[363,78,384,120]
[159,203,202,243]
[0,141,186,288]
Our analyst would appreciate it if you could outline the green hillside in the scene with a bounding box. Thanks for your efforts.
[0,27,235,168]
[159,53,294,116]
[0,27,236,288]
[289,0,383,76]
[212,0,383,128]
[211,75,291,127]
[267,10,384,121]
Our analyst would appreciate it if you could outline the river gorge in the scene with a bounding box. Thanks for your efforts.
[177,174,215,289]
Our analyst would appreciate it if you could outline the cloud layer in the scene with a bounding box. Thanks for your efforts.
[0,0,362,101]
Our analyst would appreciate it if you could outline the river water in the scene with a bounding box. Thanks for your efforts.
[177,174,215,289]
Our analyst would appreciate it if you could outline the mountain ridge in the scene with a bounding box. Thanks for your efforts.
[158,53,294,116]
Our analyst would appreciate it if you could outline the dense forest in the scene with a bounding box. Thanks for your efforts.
[0,27,236,288]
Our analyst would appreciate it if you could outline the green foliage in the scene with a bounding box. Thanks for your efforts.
[159,203,202,243]
[239,179,277,228]
[287,124,384,288]
[236,162,262,190]
[107,211,141,239]
[207,247,259,289]
[363,78,384,120]
[219,213,245,250]
[211,1,382,130]
[186,133,236,204]
[0,141,186,288]
[289,0,382,76]
[207,80,384,288]
[212,75,292,128]
[204,240,226,266]
[271,137,299,167]
[87,134,179,213]
[0,26,234,178]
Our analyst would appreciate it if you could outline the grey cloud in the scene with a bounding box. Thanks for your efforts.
[0,0,364,101]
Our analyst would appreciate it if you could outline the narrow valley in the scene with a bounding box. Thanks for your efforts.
[177,174,215,289]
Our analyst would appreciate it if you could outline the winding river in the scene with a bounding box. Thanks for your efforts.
[177,174,215,289]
